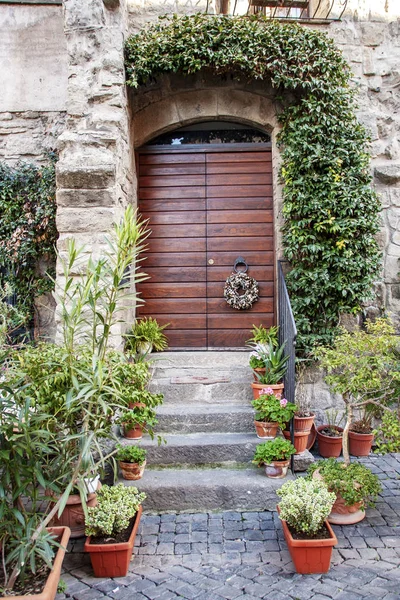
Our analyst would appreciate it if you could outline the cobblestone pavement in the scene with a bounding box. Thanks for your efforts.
[57,454,400,600]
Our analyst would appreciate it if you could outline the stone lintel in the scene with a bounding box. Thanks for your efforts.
[56,163,116,189]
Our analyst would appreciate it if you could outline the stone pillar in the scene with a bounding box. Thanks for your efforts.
[55,0,134,342]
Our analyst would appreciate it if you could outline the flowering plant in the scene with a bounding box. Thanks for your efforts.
[252,392,296,430]
[249,348,265,369]
[277,477,336,536]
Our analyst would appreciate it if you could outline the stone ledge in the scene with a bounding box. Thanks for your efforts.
[56,164,116,189]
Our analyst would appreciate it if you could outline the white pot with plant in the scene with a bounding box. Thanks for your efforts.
[124,317,169,356]
[252,437,296,478]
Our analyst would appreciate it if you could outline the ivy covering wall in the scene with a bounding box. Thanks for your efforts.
[125,15,382,354]
[0,158,57,325]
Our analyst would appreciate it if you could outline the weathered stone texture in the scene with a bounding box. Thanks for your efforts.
[0,111,66,163]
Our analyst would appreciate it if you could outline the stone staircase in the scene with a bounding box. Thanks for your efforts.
[118,352,312,512]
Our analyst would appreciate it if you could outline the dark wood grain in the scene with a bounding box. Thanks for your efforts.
[207,237,272,252]
[143,252,205,267]
[207,210,273,224]
[206,173,272,186]
[141,211,206,225]
[206,152,271,163]
[208,313,274,329]
[207,162,272,174]
[207,266,274,281]
[139,299,206,314]
[139,283,206,298]
[207,223,273,238]
[207,185,273,198]
[144,267,206,283]
[207,281,274,298]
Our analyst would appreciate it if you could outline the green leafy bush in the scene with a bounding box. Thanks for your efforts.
[252,393,296,429]
[253,438,296,466]
[85,484,146,538]
[277,477,336,536]
[115,445,147,465]
[373,411,400,454]
[0,159,57,324]
[247,324,279,347]
[307,458,381,507]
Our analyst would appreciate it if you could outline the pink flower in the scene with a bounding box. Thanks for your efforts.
[261,387,274,396]
[280,398,288,407]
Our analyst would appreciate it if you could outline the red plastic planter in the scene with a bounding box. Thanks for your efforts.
[283,429,309,454]
[280,515,337,574]
[84,505,142,578]
[316,425,343,458]
[349,431,374,457]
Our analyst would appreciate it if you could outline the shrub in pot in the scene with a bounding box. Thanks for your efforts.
[308,458,382,525]
[250,341,289,399]
[252,391,296,439]
[316,318,400,465]
[84,484,146,578]
[117,406,157,440]
[253,437,296,478]
[277,477,337,574]
[116,444,147,480]
[124,316,169,355]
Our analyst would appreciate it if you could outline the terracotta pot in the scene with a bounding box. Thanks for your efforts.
[265,459,290,478]
[328,493,365,525]
[119,459,146,481]
[251,382,284,400]
[349,430,374,457]
[283,429,309,454]
[11,526,71,600]
[122,424,144,440]
[313,470,366,525]
[48,488,98,538]
[252,367,266,382]
[254,420,279,439]
[128,402,146,410]
[279,514,337,574]
[294,414,315,432]
[316,425,343,458]
[85,505,142,578]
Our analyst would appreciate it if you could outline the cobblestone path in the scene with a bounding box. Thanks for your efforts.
[57,454,400,600]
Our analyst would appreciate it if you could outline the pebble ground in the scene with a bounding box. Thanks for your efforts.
[57,454,400,600]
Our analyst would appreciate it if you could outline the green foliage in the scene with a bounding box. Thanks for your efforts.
[247,324,279,347]
[315,318,400,405]
[253,437,296,466]
[115,444,147,465]
[307,458,382,507]
[0,283,27,350]
[118,407,157,430]
[125,15,381,354]
[252,342,289,384]
[373,411,400,454]
[277,477,336,536]
[252,393,296,429]
[0,158,57,324]
[124,317,169,354]
[85,484,146,538]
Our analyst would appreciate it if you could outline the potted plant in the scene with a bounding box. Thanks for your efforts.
[316,318,400,465]
[308,458,382,525]
[247,325,279,380]
[277,477,337,574]
[316,410,344,458]
[124,316,169,355]
[282,370,316,453]
[250,341,289,399]
[252,437,296,478]
[84,484,146,578]
[349,412,375,457]
[252,391,296,438]
[115,444,147,480]
[117,405,157,440]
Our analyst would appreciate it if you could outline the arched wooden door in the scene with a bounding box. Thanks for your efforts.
[136,143,275,349]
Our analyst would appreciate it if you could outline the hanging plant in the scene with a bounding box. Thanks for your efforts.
[125,15,381,355]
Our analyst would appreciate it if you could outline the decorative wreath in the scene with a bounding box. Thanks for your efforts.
[224,272,259,311]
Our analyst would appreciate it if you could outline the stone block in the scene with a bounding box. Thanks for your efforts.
[361,22,386,47]
[56,164,116,189]
[134,98,181,146]
[387,207,400,229]
[293,449,314,472]
[56,207,115,233]
[384,255,400,283]
[57,188,115,207]
[363,48,376,76]
[390,189,400,207]
[175,90,218,125]
[374,164,400,184]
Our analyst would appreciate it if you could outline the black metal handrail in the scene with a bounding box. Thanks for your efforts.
[278,261,297,474]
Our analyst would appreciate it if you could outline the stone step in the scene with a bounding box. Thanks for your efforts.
[121,466,294,512]
[152,351,250,370]
[150,380,253,405]
[155,404,254,434]
[121,432,258,466]
[118,432,315,471]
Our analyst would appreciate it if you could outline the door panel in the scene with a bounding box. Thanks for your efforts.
[137,146,274,349]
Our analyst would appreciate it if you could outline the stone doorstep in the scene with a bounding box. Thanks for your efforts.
[121,466,294,512]
[151,351,251,370]
[155,404,255,434]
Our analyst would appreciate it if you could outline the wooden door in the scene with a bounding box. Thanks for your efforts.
[137,145,274,349]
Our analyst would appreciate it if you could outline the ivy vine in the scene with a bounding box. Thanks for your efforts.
[0,157,58,325]
[125,14,381,354]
